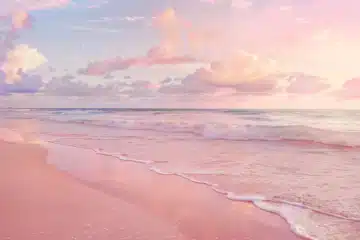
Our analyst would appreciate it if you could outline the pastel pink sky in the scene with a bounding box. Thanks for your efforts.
[1,0,360,108]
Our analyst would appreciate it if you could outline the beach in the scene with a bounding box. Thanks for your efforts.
[0,108,359,240]
[0,141,189,240]
[0,140,304,240]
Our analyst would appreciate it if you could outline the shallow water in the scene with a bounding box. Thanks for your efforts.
[1,108,360,239]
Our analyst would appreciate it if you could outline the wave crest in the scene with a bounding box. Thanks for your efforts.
[42,116,360,149]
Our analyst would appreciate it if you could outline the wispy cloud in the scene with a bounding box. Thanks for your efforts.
[231,0,252,9]
[1,0,71,16]
[11,11,32,30]
[199,0,252,9]
[69,25,121,33]
[86,0,108,9]
[78,46,199,76]
[87,16,145,23]
[335,78,360,99]
[286,73,330,94]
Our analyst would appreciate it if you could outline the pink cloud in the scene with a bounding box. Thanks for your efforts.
[79,46,199,76]
[200,0,216,4]
[231,0,252,9]
[152,8,180,54]
[159,67,279,96]
[234,79,279,95]
[1,0,70,16]
[158,59,331,97]
[11,11,32,30]
[199,0,251,8]
[86,0,108,9]
[286,73,330,94]
[157,50,281,95]
[152,8,219,57]
[335,78,360,99]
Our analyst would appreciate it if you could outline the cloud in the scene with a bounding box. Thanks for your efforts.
[200,0,216,3]
[0,25,18,64]
[11,10,32,30]
[39,74,158,98]
[77,15,146,33]
[38,72,161,98]
[207,50,276,85]
[0,70,43,95]
[121,16,145,22]
[43,75,102,96]
[0,0,70,16]
[119,80,159,98]
[79,46,198,76]
[159,68,218,95]
[87,17,113,23]
[69,25,121,33]
[234,78,279,95]
[78,8,212,78]
[1,44,47,83]
[86,0,108,9]
[87,16,145,24]
[0,8,37,77]
[159,67,278,96]
[199,0,252,9]
[231,0,252,9]
[11,70,331,101]
[157,54,331,97]
[161,77,175,85]
[286,73,330,94]
[103,73,114,80]
[153,8,180,53]
[156,51,279,96]
[335,78,360,99]
[42,75,141,97]
[153,8,219,57]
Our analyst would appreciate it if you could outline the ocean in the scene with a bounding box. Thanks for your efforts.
[1,108,359,239]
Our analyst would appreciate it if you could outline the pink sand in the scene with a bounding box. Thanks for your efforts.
[0,141,306,240]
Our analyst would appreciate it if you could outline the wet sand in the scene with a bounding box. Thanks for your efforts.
[0,140,307,240]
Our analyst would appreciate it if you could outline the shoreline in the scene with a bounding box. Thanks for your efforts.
[0,139,309,240]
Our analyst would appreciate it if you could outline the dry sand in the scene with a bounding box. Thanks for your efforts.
[0,141,307,240]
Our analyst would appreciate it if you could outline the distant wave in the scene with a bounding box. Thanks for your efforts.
[201,124,360,150]
[36,116,360,150]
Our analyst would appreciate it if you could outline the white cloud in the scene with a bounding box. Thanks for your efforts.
[87,16,146,24]
[231,0,252,9]
[0,0,70,16]
[69,25,121,33]
[1,44,47,84]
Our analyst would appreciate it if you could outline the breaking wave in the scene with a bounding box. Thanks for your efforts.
[36,116,360,149]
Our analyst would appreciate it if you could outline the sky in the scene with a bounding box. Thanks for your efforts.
[1,0,360,109]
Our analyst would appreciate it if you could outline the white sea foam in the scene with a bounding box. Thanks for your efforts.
[253,201,317,240]
[31,114,360,149]
[149,167,173,175]
[226,192,266,201]
[86,148,360,240]
[95,148,152,164]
